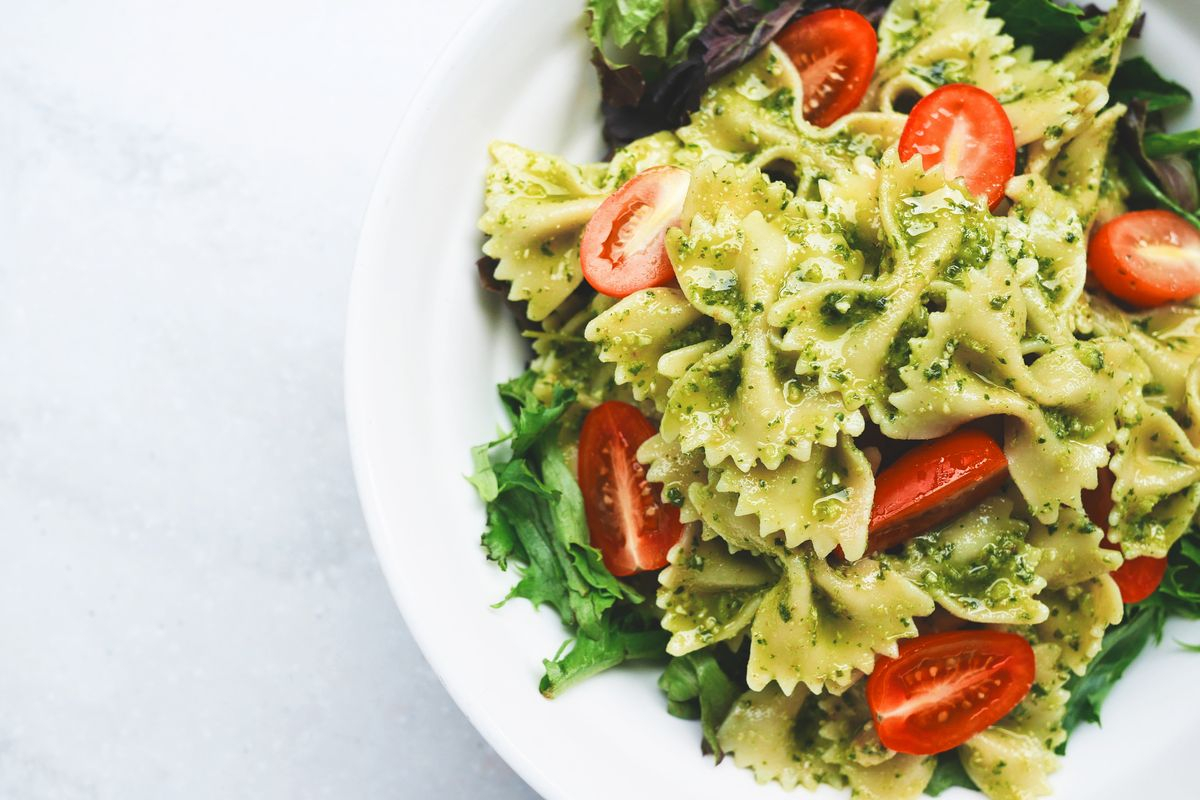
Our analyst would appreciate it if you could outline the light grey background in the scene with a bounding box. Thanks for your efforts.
[1,1,539,797]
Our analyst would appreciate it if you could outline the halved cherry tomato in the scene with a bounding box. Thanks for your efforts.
[577,401,684,576]
[1087,210,1200,308]
[866,429,1008,555]
[580,166,690,298]
[1082,467,1168,604]
[867,630,1036,755]
[775,9,878,127]
[898,84,1016,209]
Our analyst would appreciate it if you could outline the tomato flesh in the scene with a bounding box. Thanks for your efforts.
[1082,467,1168,604]
[1087,210,1200,308]
[580,166,690,298]
[898,84,1016,209]
[867,630,1036,755]
[577,402,684,576]
[866,429,1009,555]
[775,9,878,127]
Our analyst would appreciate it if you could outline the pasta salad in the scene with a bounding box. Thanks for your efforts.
[467,0,1200,797]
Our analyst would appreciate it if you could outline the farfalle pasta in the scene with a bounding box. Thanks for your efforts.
[468,0,1200,797]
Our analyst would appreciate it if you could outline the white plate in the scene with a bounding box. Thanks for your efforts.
[346,1,1200,797]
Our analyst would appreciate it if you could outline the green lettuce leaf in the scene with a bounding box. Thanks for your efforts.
[497,372,573,457]
[471,370,663,695]
[1145,130,1200,159]
[470,372,641,639]
[989,0,1099,60]
[926,751,980,796]
[1155,534,1200,618]
[1110,56,1192,112]
[659,650,741,760]
[541,604,670,697]
[587,0,720,70]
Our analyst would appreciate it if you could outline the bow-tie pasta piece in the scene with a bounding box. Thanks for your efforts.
[717,683,934,799]
[658,526,777,655]
[665,483,933,695]
[1029,507,1122,590]
[480,143,611,322]
[773,152,992,411]
[870,0,1139,156]
[662,161,865,470]
[712,435,874,559]
[1111,404,1200,558]
[889,258,1141,520]
[745,550,934,695]
[1088,301,1200,558]
[717,686,838,792]
[1035,576,1124,675]
[585,287,723,412]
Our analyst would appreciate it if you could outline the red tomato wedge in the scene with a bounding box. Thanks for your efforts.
[1082,467,1168,604]
[1087,210,1200,308]
[577,401,684,576]
[866,429,1009,555]
[775,9,878,127]
[867,630,1036,755]
[580,166,690,298]
[898,84,1016,209]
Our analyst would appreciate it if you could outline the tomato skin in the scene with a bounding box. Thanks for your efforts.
[580,166,690,299]
[866,429,1008,555]
[898,84,1016,209]
[775,9,878,127]
[577,402,684,576]
[867,630,1036,756]
[1106,551,1168,604]
[1087,210,1200,308]
[1082,467,1168,604]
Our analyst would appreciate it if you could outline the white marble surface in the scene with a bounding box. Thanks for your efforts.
[1,1,538,797]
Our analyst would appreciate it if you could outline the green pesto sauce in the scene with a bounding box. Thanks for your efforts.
[909,525,1038,611]
[884,307,931,393]
[813,462,850,522]
[819,290,888,329]
[1036,257,1065,302]
[1041,406,1096,440]
[941,224,992,285]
